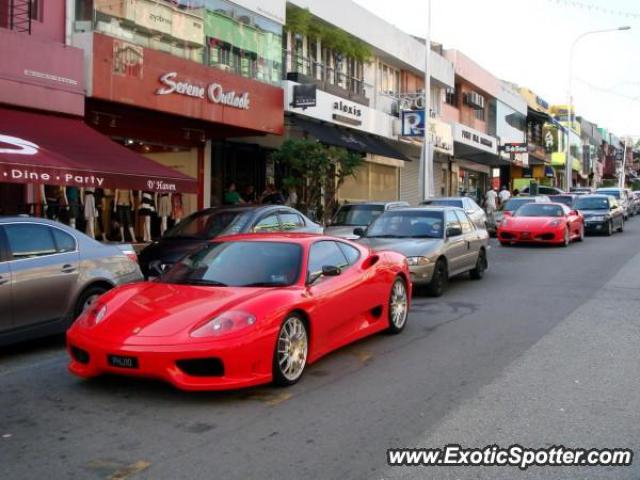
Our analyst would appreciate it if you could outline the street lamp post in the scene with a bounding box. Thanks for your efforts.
[565,26,630,191]
[419,0,434,200]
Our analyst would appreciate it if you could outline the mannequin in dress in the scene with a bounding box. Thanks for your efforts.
[171,192,184,224]
[138,191,157,242]
[157,192,172,236]
[84,188,99,239]
[66,186,82,229]
[113,189,137,242]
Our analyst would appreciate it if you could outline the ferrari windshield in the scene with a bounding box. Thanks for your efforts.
[515,204,565,217]
[575,197,610,210]
[333,204,384,226]
[422,199,464,208]
[164,209,250,240]
[365,211,444,239]
[161,241,302,287]
[503,198,534,212]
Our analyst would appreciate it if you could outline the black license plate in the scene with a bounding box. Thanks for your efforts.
[108,355,139,369]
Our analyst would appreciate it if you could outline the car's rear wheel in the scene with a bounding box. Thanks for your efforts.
[426,259,448,297]
[618,219,624,233]
[606,220,613,236]
[387,277,408,334]
[273,314,308,387]
[73,285,110,320]
[470,249,487,279]
[499,240,510,247]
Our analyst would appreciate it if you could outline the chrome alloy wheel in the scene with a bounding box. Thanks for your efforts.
[82,294,101,313]
[389,279,408,329]
[277,316,308,382]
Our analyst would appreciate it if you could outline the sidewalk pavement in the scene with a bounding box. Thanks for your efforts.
[384,251,640,480]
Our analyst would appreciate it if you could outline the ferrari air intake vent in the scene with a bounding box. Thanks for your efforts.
[176,358,225,377]
[70,346,90,365]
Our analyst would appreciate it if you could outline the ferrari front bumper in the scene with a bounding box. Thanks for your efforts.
[497,227,564,244]
[66,329,273,391]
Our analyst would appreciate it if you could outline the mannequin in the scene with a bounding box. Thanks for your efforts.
[84,188,99,239]
[157,192,172,236]
[44,184,58,220]
[100,188,114,241]
[172,192,184,224]
[39,184,47,218]
[138,191,156,242]
[66,186,82,229]
[114,189,137,242]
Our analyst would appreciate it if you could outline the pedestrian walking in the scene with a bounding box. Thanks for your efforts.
[499,185,511,206]
[485,186,498,225]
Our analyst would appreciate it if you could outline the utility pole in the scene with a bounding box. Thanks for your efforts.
[419,0,434,200]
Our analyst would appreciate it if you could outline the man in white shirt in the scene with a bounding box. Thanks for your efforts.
[499,185,511,205]
[485,187,498,225]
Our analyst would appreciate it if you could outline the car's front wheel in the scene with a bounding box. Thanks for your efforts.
[426,259,448,297]
[387,277,408,334]
[576,224,585,242]
[618,219,624,233]
[273,314,308,387]
[73,285,110,320]
[606,220,613,236]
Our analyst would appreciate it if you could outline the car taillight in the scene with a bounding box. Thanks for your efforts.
[122,249,138,263]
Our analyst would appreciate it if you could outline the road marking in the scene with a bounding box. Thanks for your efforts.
[247,391,293,406]
[108,461,151,480]
[350,350,373,363]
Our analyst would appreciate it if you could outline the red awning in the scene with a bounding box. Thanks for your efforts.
[0,107,197,193]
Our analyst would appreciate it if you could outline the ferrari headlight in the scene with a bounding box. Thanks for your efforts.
[549,219,562,227]
[191,310,257,338]
[406,256,431,266]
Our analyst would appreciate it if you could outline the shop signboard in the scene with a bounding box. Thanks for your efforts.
[292,84,317,109]
[453,123,497,155]
[91,33,284,135]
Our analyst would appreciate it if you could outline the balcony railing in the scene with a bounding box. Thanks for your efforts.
[283,51,371,106]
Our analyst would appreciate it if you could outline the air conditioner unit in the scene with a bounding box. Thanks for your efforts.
[213,63,233,72]
[464,91,485,110]
[74,20,92,32]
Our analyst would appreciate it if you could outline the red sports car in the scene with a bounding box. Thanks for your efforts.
[497,202,584,246]
[67,234,410,391]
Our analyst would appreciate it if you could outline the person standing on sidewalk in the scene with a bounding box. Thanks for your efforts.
[499,185,511,207]
[485,186,499,226]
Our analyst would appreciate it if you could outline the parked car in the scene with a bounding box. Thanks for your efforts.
[548,194,579,208]
[0,217,142,346]
[632,191,640,215]
[420,197,487,230]
[497,202,584,246]
[325,201,409,239]
[520,185,564,195]
[356,207,489,296]
[624,189,639,216]
[138,205,322,278]
[596,188,631,219]
[68,234,410,390]
[570,187,595,195]
[575,194,625,235]
[490,195,551,234]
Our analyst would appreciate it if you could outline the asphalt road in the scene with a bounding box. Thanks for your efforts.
[2,219,640,480]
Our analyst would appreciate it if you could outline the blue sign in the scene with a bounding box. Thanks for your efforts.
[401,110,425,137]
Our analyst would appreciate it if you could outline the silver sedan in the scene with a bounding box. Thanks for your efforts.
[0,217,143,346]
[356,207,489,296]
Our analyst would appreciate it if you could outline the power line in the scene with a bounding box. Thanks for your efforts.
[546,0,640,19]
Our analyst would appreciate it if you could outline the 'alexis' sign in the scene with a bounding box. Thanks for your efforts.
[156,72,251,110]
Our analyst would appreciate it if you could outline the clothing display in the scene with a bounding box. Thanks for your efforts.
[172,193,184,220]
[115,189,132,206]
[139,191,156,216]
[157,193,172,217]
[84,189,99,220]
[67,186,81,219]
[117,205,133,227]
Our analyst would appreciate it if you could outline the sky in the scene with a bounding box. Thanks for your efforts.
[353,0,640,137]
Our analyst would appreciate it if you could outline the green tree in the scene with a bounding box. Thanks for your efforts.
[271,139,364,222]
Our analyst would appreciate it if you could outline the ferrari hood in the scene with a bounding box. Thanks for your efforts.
[504,217,563,229]
[90,282,271,340]
[357,237,444,257]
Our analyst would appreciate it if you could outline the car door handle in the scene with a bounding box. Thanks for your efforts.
[61,264,77,273]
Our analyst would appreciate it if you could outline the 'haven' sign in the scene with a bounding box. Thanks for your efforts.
[156,72,251,110]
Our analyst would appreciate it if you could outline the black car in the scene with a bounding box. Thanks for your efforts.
[548,194,579,208]
[138,205,322,277]
[574,194,624,236]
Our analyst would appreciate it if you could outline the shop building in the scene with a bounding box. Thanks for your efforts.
[441,50,501,201]
[71,0,286,211]
[0,0,194,228]
[549,104,584,187]
[578,117,603,188]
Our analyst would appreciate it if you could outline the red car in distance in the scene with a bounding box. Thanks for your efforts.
[497,202,585,247]
[67,234,410,391]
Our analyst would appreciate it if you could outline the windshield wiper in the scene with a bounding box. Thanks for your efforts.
[241,282,289,287]
[176,279,228,287]
[366,234,403,238]
[409,235,440,239]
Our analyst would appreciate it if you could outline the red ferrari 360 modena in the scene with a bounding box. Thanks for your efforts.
[497,202,584,246]
[67,234,411,391]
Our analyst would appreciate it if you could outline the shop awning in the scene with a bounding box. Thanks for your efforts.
[0,107,197,193]
[290,116,411,161]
